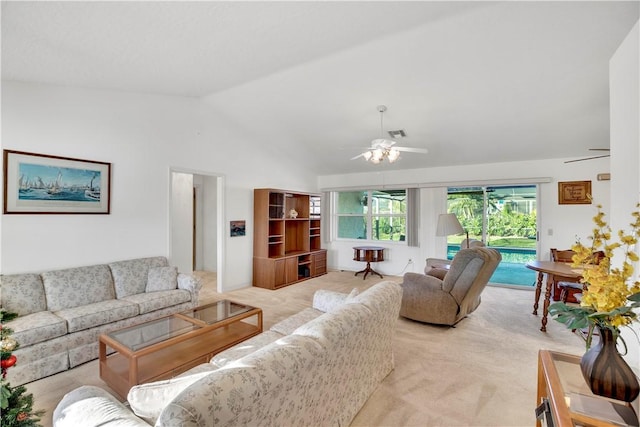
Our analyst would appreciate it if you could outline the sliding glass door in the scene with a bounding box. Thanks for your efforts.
[447,185,538,287]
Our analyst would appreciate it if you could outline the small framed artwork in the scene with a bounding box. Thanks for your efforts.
[3,150,111,214]
[558,180,592,205]
[230,220,246,237]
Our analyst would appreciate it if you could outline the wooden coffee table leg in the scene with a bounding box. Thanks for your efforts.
[99,340,106,378]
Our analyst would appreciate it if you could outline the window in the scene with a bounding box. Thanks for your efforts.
[447,185,538,287]
[447,185,537,247]
[336,189,407,241]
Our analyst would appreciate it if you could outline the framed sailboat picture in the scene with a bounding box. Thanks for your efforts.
[3,150,111,214]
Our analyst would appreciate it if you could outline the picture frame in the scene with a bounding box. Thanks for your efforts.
[558,180,592,205]
[3,149,111,214]
[230,220,246,237]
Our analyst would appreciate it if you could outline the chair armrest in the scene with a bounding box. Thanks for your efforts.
[401,272,446,292]
[426,268,448,280]
[426,258,451,267]
[425,258,451,274]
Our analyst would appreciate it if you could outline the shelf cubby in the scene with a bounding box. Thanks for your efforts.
[268,192,285,219]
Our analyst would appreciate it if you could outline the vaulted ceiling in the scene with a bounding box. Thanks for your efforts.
[2,1,638,175]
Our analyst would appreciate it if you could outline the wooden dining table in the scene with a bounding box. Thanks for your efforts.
[525,261,583,332]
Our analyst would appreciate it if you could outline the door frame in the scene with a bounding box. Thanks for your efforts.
[169,167,225,293]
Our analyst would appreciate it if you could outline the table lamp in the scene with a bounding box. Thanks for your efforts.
[436,213,469,248]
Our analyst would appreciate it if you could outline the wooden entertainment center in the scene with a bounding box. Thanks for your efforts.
[253,188,327,289]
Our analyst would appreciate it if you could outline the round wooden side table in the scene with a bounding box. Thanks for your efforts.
[353,246,384,279]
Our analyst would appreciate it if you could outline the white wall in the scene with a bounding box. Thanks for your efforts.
[193,175,204,270]
[610,20,640,233]
[202,174,219,272]
[609,21,640,366]
[1,81,317,291]
[318,157,611,276]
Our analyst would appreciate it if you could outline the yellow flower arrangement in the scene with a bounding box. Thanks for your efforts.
[549,203,640,348]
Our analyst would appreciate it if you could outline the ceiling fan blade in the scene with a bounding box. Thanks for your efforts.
[564,154,610,163]
[395,147,429,154]
[350,153,366,160]
[589,148,610,151]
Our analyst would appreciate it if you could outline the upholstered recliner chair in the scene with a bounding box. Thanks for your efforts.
[400,247,501,326]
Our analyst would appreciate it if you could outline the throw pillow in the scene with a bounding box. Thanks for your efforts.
[127,370,213,423]
[146,266,178,292]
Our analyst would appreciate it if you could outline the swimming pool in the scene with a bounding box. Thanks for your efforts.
[448,246,537,287]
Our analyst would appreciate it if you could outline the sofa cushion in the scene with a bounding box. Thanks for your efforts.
[6,311,67,346]
[109,257,169,299]
[1,273,47,316]
[42,264,115,312]
[127,371,214,424]
[121,289,191,315]
[145,266,177,292]
[55,299,139,333]
[210,330,285,368]
[270,307,324,335]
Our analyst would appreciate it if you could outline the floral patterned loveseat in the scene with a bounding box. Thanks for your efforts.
[0,256,201,386]
[53,280,402,427]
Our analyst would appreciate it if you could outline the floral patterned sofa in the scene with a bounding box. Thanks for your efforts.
[0,256,201,386]
[53,280,402,427]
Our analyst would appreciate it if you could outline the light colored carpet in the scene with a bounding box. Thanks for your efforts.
[26,270,585,426]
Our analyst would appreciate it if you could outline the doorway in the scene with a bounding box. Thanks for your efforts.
[170,170,224,293]
[446,185,538,287]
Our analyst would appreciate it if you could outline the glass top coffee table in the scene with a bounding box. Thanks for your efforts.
[99,300,262,399]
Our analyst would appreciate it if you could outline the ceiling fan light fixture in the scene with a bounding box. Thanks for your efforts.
[371,148,384,161]
[388,148,400,162]
[352,105,428,165]
[364,106,396,164]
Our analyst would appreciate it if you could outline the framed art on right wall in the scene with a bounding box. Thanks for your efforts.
[558,180,592,205]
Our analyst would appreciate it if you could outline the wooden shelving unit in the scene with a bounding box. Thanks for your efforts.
[253,188,327,289]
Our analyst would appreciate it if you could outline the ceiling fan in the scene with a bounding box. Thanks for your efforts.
[351,105,428,164]
[564,148,610,163]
